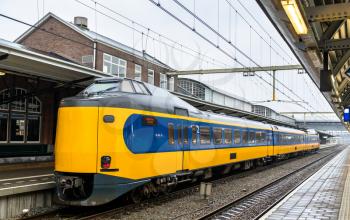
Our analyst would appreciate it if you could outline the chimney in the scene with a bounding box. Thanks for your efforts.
[74,16,88,30]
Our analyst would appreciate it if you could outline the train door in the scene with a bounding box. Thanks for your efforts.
[181,121,190,171]
[174,108,189,172]
[176,123,184,171]
[271,126,278,156]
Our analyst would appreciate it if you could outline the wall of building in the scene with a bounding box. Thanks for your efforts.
[19,15,174,89]
[18,17,94,67]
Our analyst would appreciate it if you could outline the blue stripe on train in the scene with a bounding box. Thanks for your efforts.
[123,114,277,154]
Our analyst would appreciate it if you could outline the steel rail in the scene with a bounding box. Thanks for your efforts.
[195,146,342,220]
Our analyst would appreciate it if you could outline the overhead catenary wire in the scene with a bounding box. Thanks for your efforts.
[233,0,295,63]
[228,0,328,117]
[0,12,216,74]
[73,0,234,68]
[86,0,229,68]
[147,0,315,112]
[225,0,294,66]
[155,0,318,112]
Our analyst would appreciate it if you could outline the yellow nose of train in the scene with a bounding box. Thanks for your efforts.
[55,105,99,173]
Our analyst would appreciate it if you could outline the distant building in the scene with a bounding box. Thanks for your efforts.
[177,78,295,124]
[177,78,252,112]
[15,13,175,90]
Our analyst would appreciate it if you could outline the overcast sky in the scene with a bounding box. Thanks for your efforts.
[0,0,337,121]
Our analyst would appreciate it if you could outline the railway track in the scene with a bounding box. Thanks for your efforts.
[21,146,341,220]
[196,147,343,220]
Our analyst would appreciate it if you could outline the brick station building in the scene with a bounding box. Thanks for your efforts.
[0,13,175,158]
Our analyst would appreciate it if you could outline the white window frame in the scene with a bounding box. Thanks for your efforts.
[103,53,127,78]
[134,64,142,81]
[160,73,168,89]
[148,69,154,85]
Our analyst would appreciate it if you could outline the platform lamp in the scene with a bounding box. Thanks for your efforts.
[281,0,308,35]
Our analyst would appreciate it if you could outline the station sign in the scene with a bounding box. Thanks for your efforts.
[344,108,350,122]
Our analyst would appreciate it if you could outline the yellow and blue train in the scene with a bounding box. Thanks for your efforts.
[54,77,320,206]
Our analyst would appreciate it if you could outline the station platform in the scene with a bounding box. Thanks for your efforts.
[0,162,54,196]
[261,146,350,220]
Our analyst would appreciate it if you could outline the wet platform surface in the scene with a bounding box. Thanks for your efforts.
[261,146,350,220]
[0,163,54,196]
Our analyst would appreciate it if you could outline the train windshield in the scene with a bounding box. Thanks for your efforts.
[82,80,122,96]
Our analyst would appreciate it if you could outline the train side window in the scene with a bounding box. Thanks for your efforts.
[224,128,232,144]
[242,130,248,144]
[255,131,262,144]
[192,126,198,145]
[183,126,189,144]
[200,126,211,145]
[178,125,182,145]
[277,134,281,144]
[261,132,266,144]
[234,129,241,144]
[168,124,175,145]
[213,128,223,145]
[248,131,255,144]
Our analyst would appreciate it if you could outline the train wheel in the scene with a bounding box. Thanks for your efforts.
[130,187,142,203]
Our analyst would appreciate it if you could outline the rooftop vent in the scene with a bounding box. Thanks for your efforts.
[74,16,88,30]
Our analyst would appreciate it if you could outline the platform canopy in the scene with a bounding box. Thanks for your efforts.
[257,0,350,131]
[0,38,111,84]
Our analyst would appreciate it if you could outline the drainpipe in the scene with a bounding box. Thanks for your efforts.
[93,42,97,69]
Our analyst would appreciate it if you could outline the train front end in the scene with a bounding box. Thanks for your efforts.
[54,78,148,206]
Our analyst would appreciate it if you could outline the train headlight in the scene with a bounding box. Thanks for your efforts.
[101,156,111,169]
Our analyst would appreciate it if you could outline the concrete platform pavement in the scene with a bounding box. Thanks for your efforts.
[0,162,54,197]
[261,146,350,220]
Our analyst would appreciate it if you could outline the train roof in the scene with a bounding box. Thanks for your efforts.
[77,77,304,133]
[272,125,305,134]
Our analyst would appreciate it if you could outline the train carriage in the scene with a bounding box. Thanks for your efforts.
[55,77,319,206]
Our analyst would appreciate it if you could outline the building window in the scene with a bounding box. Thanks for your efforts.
[178,79,205,100]
[0,88,41,143]
[135,64,142,81]
[169,77,175,91]
[148,69,154,85]
[11,114,25,142]
[103,53,127,78]
[0,113,7,142]
[160,73,167,89]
